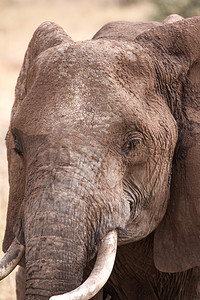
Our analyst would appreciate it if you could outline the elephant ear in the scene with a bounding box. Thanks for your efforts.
[135,17,200,272]
[3,22,73,253]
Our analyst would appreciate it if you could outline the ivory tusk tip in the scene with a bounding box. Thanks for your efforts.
[50,230,117,300]
[49,296,65,300]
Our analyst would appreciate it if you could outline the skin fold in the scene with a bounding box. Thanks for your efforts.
[1,14,200,299]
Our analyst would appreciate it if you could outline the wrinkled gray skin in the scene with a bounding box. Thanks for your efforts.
[2,14,200,299]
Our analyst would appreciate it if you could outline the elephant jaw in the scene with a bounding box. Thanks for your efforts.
[0,237,25,280]
[50,230,117,300]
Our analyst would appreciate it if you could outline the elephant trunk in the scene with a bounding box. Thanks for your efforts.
[12,143,124,298]
[50,230,117,300]
[24,188,88,299]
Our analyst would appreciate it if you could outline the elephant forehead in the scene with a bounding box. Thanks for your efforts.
[12,45,149,135]
[55,38,140,67]
[12,39,160,138]
[52,39,151,91]
[12,89,128,139]
[25,37,149,99]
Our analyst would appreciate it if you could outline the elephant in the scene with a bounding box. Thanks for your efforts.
[0,13,200,299]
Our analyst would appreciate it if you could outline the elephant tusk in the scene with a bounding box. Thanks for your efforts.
[0,238,25,280]
[50,230,117,300]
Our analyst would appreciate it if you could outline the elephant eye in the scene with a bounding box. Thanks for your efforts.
[122,132,142,156]
[13,136,23,156]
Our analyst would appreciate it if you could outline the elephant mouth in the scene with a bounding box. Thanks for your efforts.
[0,230,117,299]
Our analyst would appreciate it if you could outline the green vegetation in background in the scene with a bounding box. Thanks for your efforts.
[119,0,200,20]
[150,0,200,20]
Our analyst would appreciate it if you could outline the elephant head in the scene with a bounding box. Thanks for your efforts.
[0,15,200,299]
